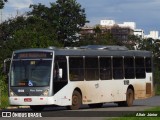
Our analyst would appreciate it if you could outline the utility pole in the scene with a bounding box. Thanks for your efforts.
[16,9,19,16]
[0,9,2,24]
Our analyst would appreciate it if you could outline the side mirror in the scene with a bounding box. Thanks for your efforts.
[3,62,6,74]
[59,68,63,79]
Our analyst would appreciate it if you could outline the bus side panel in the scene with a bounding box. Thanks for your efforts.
[53,73,153,106]
[132,75,153,100]
[99,80,126,103]
[68,80,127,104]
[145,73,154,97]
[53,83,75,106]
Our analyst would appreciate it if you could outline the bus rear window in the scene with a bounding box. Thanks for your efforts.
[145,57,152,72]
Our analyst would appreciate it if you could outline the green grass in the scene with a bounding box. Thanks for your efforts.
[155,84,160,95]
[110,117,160,120]
[109,107,160,120]
[147,107,160,111]
[0,91,9,109]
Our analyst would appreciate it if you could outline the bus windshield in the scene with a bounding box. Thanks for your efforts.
[10,60,52,87]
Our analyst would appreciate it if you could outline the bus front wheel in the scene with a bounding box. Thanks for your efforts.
[66,90,82,110]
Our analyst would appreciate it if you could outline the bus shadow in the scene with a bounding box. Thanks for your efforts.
[42,103,147,112]
[1,103,147,112]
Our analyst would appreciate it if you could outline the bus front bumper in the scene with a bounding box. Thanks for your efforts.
[9,96,55,106]
[9,96,71,106]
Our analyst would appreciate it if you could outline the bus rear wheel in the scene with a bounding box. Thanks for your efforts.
[124,89,134,107]
[67,90,82,110]
[30,105,45,111]
[125,89,134,107]
[88,103,103,108]
[117,89,134,107]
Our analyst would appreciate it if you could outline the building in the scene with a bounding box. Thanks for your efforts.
[100,20,116,26]
[100,20,136,30]
[144,31,159,40]
[100,20,148,39]
[134,29,144,39]
[110,25,134,42]
[118,22,136,30]
[149,31,159,39]
[80,24,134,43]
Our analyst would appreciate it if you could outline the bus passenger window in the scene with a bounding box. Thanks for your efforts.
[53,56,68,95]
[100,57,112,80]
[113,57,124,79]
[54,56,68,81]
[124,57,135,79]
[53,62,59,80]
[85,57,99,80]
[69,57,84,81]
[135,57,145,79]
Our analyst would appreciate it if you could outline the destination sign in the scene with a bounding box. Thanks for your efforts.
[14,52,53,59]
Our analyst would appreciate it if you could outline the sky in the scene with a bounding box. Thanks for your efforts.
[2,0,160,34]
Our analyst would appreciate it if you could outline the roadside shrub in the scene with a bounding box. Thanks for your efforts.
[0,71,9,108]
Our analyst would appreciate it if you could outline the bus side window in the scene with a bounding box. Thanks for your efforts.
[53,62,59,80]
[135,57,145,79]
[54,56,68,81]
[113,57,124,79]
[85,57,99,80]
[100,57,112,80]
[124,57,135,79]
[69,57,84,81]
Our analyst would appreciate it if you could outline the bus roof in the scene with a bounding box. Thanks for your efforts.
[14,45,152,57]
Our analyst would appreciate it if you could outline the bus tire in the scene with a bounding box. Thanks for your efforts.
[125,89,134,107]
[66,90,82,110]
[30,105,45,111]
[88,103,103,108]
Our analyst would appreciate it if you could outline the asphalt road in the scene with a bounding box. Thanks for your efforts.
[1,96,160,120]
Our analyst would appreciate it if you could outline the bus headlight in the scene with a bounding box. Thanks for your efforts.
[10,89,17,96]
[41,89,49,96]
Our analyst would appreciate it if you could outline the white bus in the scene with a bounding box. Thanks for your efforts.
[5,45,154,111]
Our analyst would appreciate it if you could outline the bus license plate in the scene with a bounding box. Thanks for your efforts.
[24,98,32,102]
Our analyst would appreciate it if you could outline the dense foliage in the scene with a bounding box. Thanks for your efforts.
[0,0,7,9]
[0,0,160,108]
[0,0,87,106]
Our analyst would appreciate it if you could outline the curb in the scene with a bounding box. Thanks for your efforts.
[6,106,30,109]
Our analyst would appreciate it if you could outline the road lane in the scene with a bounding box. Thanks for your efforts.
[1,96,160,120]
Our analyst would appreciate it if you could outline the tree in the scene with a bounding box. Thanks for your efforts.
[0,0,88,62]
[137,38,160,84]
[0,16,26,42]
[137,38,159,55]
[0,0,7,9]
[29,0,88,46]
[0,15,58,66]
[55,0,87,46]
[126,35,141,50]
[13,16,61,48]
